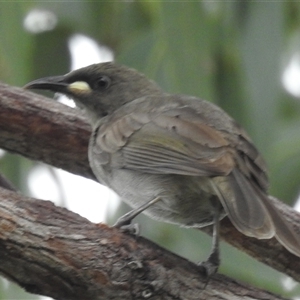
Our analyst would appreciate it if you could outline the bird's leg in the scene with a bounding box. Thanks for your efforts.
[197,179,228,279]
[198,179,225,281]
[198,202,221,280]
[113,197,161,233]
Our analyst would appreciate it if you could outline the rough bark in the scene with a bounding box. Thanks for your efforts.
[0,82,299,298]
[0,187,288,300]
[0,82,94,180]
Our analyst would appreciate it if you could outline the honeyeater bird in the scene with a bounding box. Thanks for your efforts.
[25,62,300,276]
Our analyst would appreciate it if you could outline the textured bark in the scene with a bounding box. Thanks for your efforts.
[0,82,299,298]
[0,82,94,180]
[0,187,288,300]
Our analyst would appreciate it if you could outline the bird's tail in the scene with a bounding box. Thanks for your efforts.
[258,191,300,257]
[218,169,300,257]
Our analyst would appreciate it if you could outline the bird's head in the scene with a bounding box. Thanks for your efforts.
[24,62,163,125]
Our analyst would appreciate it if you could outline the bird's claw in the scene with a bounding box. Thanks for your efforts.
[198,259,219,279]
[113,221,140,236]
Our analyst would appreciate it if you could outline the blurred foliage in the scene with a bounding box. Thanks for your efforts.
[1,1,300,299]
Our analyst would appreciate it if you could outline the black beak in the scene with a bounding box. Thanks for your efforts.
[24,75,68,93]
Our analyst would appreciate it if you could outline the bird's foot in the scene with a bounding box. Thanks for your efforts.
[197,251,219,287]
[113,214,140,235]
[198,259,219,279]
[117,223,140,235]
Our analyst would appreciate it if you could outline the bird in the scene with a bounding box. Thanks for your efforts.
[24,62,300,277]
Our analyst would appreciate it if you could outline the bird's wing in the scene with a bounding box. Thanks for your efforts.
[95,106,236,177]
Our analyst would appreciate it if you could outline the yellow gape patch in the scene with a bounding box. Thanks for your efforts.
[68,81,91,94]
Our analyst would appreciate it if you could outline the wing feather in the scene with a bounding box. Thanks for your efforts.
[96,107,235,176]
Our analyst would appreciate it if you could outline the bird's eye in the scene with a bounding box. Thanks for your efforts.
[94,75,111,90]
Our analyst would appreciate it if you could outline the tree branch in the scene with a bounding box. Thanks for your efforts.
[0,187,288,300]
[0,82,299,298]
[0,82,94,180]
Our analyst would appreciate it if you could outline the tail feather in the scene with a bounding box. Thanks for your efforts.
[257,192,300,257]
[218,168,300,257]
[218,169,275,239]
